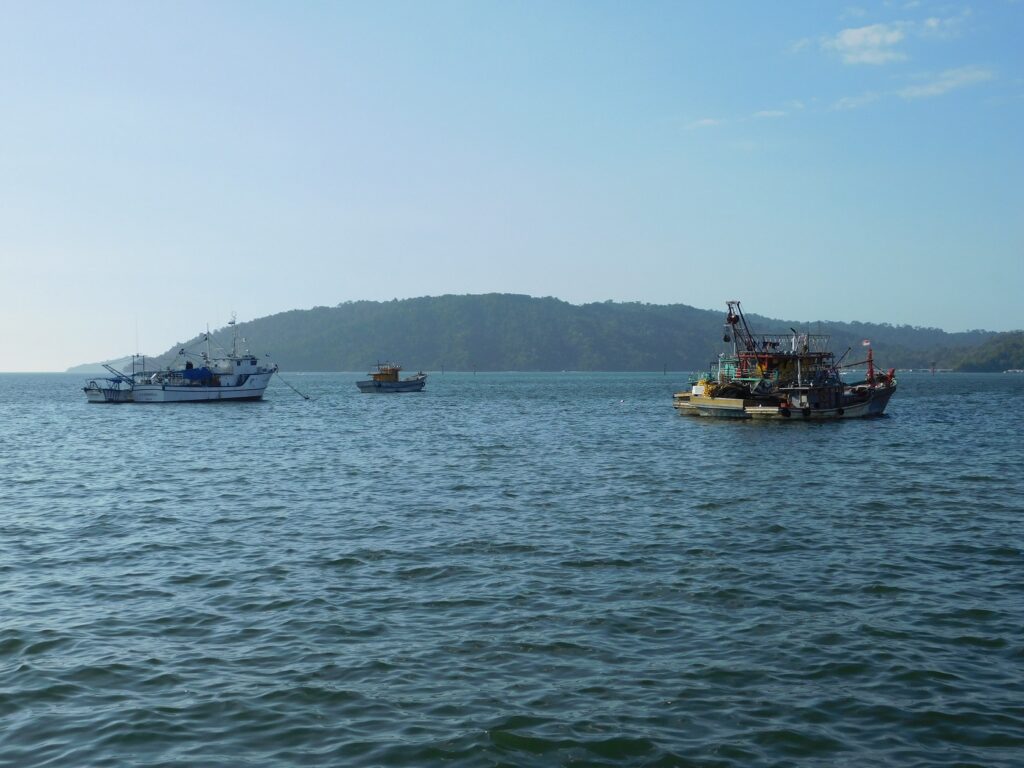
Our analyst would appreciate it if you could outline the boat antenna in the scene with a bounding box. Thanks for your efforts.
[228,312,238,357]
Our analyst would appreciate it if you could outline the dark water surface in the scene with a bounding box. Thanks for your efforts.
[1,372,1022,767]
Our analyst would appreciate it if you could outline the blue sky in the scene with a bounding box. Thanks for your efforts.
[1,1,1021,370]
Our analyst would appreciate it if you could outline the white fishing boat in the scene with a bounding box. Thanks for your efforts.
[131,318,278,403]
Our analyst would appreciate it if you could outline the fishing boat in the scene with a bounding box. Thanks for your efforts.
[674,301,896,420]
[131,318,278,403]
[356,363,427,393]
[82,365,134,403]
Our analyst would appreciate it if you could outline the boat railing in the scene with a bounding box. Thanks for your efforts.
[750,333,831,353]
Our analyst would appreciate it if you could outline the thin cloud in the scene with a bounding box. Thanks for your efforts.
[726,139,760,153]
[830,66,994,109]
[898,66,995,98]
[685,118,724,129]
[685,103,802,129]
[789,37,812,54]
[919,9,971,39]
[832,92,881,110]
[821,12,973,65]
[822,23,907,64]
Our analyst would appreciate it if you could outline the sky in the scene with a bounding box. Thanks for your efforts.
[1,1,1021,371]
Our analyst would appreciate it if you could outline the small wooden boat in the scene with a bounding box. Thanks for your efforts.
[356,363,427,393]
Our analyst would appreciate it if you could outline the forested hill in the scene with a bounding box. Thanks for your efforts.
[952,332,1024,372]
[103,294,998,373]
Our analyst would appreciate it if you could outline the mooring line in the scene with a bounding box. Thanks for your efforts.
[274,371,313,400]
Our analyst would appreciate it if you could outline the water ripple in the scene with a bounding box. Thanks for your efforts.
[0,372,1022,766]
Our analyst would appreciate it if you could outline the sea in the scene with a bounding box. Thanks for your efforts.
[1,372,1022,767]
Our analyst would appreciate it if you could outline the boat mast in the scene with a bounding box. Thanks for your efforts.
[724,301,756,353]
[790,327,802,387]
[229,313,238,357]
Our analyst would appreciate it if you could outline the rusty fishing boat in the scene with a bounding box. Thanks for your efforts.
[674,301,896,420]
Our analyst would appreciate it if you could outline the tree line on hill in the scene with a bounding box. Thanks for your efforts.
[950,331,1024,372]
[70,294,1020,373]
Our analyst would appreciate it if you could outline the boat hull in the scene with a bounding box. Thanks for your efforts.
[84,386,133,403]
[356,377,426,393]
[685,383,896,420]
[131,372,273,403]
[672,393,699,415]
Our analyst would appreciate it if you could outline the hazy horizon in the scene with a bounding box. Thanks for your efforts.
[2,2,1021,371]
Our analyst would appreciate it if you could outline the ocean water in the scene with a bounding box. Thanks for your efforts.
[1,371,1022,767]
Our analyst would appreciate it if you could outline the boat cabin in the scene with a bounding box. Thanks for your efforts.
[368,363,402,382]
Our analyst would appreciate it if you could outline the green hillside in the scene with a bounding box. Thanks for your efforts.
[953,331,1024,372]
[77,294,998,372]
